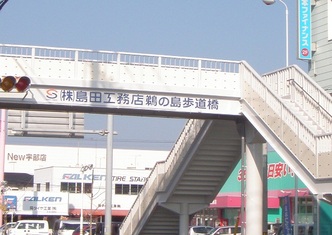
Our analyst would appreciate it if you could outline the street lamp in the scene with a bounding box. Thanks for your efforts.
[104,115,114,235]
[263,0,289,67]
[80,164,93,235]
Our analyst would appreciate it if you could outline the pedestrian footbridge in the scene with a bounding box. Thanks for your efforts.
[0,44,331,235]
[120,66,332,235]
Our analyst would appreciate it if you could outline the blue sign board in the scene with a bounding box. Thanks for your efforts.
[283,196,292,235]
[298,0,312,60]
[4,195,17,210]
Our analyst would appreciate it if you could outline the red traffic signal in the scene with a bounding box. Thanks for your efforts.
[1,76,31,92]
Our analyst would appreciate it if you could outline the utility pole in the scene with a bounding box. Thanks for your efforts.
[90,169,94,235]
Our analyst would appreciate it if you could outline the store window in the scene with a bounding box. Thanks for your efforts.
[60,182,92,193]
[115,184,122,194]
[69,183,76,193]
[60,182,68,192]
[115,184,144,195]
[115,184,128,194]
[123,184,130,194]
[131,184,143,195]
[36,183,40,191]
[45,182,50,191]
[85,183,92,193]
[297,197,313,223]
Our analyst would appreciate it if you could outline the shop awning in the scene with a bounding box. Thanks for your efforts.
[210,194,280,209]
[69,209,128,217]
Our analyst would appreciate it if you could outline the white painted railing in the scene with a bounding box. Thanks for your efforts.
[0,44,239,73]
[120,60,332,234]
[120,119,206,235]
[241,61,332,178]
[262,65,332,133]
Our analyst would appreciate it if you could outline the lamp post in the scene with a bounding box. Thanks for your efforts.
[263,0,289,67]
[78,116,116,235]
[89,168,94,235]
[80,164,93,235]
[104,115,114,235]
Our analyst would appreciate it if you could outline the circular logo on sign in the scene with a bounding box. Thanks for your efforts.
[301,48,309,57]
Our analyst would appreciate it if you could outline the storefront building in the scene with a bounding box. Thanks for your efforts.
[3,166,152,224]
[192,151,332,234]
[1,145,168,225]
[2,145,332,234]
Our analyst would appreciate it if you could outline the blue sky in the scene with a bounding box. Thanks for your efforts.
[1,0,309,150]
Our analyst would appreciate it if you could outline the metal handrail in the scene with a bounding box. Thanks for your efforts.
[261,65,332,133]
[241,61,332,153]
[120,119,206,234]
[289,78,332,121]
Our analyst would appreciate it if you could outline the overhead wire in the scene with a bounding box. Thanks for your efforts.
[0,0,9,11]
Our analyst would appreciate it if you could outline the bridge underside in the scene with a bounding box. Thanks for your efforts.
[122,119,243,235]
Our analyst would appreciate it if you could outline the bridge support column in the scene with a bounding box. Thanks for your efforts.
[179,202,189,235]
[245,122,267,235]
[161,201,208,235]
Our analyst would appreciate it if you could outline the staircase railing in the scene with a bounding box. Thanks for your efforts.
[120,119,206,235]
[261,65,332,133]
[240,61,332,179]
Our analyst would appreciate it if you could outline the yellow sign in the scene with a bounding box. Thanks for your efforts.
[0,204,7,211]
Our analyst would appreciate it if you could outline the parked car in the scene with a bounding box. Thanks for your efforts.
[0,222,16,235]
[207,226,241,235]
[72,225,93,235]
[58,221,91,235]
[189,226,214,235]
[7,220,49,235]
[94,222,121,235]
[53,220,80,235]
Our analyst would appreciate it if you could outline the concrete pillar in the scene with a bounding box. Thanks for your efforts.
[161,201,207,235]
[245,122,266,235]
[179,203,189,235]
[246,142,263,235]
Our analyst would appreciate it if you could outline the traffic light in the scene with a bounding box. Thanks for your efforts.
[0,76,31,92]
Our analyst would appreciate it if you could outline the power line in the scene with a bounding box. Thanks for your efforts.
[85,137,175,144]
[0,0,9,11]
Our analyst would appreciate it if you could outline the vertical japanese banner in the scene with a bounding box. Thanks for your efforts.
[283,196,292,235]
[298,0,312,60]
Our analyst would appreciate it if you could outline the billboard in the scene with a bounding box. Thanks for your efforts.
[4,191,69,215]
[4,195,17,210]
[298,0,312,60]
[7,110,84,138]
